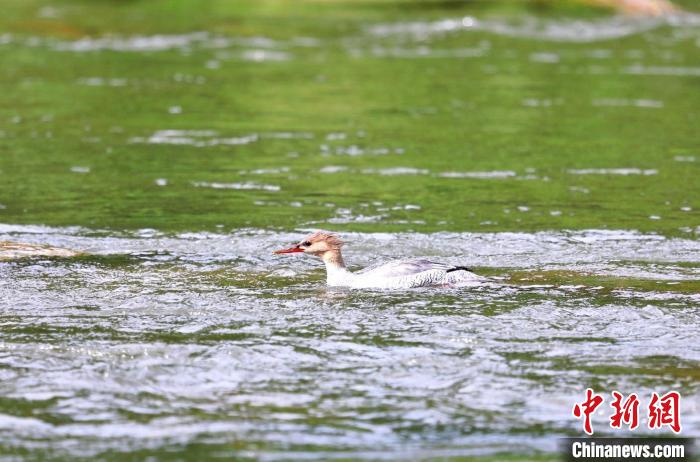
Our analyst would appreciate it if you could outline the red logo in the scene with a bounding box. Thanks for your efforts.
[648,391,681,433]
[610,391,640,430]
[573,388,604,435]
[573,389,682,435]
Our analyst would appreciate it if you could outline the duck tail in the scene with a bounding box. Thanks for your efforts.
[446,265,473,273]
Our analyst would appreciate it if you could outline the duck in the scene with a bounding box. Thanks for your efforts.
[274,231,485,289]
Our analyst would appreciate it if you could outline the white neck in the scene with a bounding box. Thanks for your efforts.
[321,249,354,286]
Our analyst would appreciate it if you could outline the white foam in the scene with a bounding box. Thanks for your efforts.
[53,33,211,52]
[241,167,290,175]
[624,65,700,77]
[364,46,487,59]
[569,186,590,193]
[129,130,258,147]
[240,50,291,62]
[262,132,313,140]
[1,224,696,269]
[322,145,404,156]
[361,167,429,176]
[567,168,657,176]
[437,170,516,179]
[522,98,559,107]
[367,14,700,43]
[592,98,664,108]
[319,166,349,174]
[77,77,128,87]
[529,52,560,63]
[674,156,695,162]
[191,181,280,192]
[43,32,317,61]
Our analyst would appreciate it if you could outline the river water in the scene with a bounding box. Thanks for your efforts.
[1,224,699,459]
[1,2,699,459]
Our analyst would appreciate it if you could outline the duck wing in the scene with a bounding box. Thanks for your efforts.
[355,259,461,279]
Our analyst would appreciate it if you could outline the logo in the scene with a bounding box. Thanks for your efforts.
[572,388,681,435]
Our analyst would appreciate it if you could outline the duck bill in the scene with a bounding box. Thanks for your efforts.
[273,246,304,254]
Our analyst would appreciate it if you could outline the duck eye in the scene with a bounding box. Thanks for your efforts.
[303,241,312,247]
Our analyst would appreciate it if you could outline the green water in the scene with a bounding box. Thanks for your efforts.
[1,1,700,461]
[1,0,698,235]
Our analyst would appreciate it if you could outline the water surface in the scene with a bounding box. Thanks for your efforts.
[0,2,698,234]
[1,1,699,460]
[1,225,699,459]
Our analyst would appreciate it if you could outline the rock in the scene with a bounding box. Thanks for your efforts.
[0,241,82,261]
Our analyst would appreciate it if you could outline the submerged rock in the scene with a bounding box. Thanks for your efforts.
[0,241,82,260]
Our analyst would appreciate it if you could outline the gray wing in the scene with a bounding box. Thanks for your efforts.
[355,259,454,278]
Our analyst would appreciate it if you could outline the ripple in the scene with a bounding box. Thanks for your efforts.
[129,130,312,148]
[592,98,664,108]
[357,45,488,59]
[52,32,211,52]
[130,130,258,147]
[320,145,404,156]
[624,64,700,76]
[367,13,700,43]
[437,170,517,179]
[191,181,280,192]
[1,224,699,457]
[360,167,429,176]
[240,49,291,62]
[567,168,658,175]
[76,77,129,87]
[46,33,315,56]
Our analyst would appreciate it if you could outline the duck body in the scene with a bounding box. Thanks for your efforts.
[325,259,484,289]
[274,232,486,289]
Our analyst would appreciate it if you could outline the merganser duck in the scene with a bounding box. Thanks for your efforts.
[274,231,485,289]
